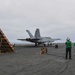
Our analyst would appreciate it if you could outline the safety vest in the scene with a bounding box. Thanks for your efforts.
[65,40,72,48]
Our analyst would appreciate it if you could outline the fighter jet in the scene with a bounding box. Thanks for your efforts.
[17,29,60,46]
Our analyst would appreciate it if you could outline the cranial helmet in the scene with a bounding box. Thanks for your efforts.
[66,37,70,41]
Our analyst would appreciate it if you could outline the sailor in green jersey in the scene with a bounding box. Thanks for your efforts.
[65,37,72,59]
[74,42,75,46]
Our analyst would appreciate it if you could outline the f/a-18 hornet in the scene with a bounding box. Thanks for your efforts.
[17,29,60,46]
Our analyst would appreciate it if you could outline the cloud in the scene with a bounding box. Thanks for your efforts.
[0,0,75,42]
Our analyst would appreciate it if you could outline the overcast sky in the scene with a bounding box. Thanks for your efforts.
[0,0,75,43]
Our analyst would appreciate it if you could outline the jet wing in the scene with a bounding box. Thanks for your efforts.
[38,38,61,43]
[17,39,26,41]
[17,38,40,43]
[52,38,61,40]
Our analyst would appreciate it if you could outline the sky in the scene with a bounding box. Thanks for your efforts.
[0,0,75,43]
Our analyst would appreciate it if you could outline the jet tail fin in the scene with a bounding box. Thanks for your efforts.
[34,29,41,38]
[26,30,33,38]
